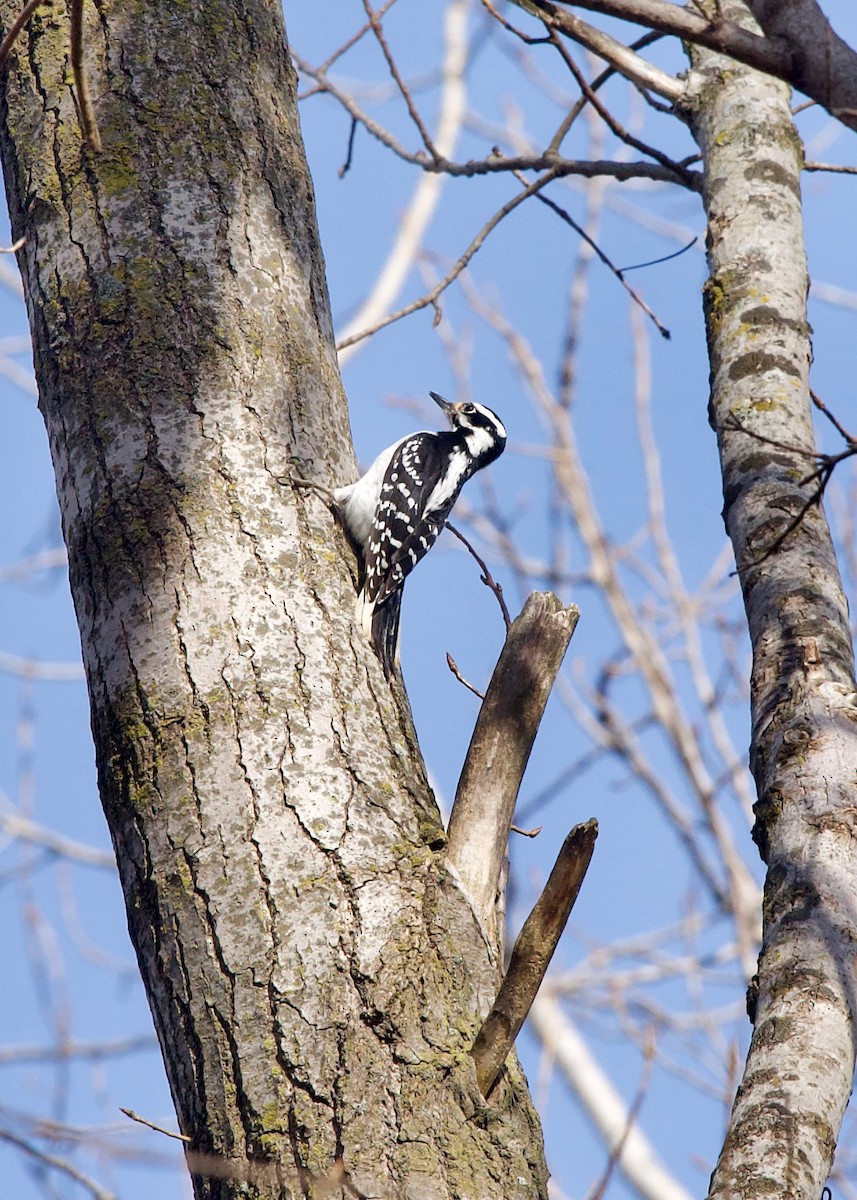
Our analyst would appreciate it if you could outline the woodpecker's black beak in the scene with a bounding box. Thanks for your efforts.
[429,391,455,424]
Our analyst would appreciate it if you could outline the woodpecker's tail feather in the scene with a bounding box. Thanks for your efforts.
[373,590,402,678]
[355,589,402,679]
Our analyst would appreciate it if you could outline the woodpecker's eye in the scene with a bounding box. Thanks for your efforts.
[461,403,476,415]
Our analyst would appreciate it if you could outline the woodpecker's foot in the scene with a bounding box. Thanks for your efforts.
[283,474,336,506]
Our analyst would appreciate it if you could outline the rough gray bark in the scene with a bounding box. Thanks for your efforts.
[685,4,857,1196]
[0,2,548,1196]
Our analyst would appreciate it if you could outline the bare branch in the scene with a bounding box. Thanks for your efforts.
[337,0,468,362]
[545,30,694,188]
[0,1128,116,1200]
[0,650,84,680]
[0,810,116,867]
[804,161,857,176]
[337,169,560,349]
[445,520,512,628]
[586,1031,655,1200]
[521,174,672,338]
[510,823,542,838]
[446,652,485,700]
[295,54,700,188]
[120,1107,191,1143]
[0,0,51,72]
[529,993,694,1200]
[485,0,682,99]
[512,0,790,82]
[0,1034,154,1063]
[445,592,580,934]
[362,0,438,157]
[69,0,102,152]
[471,819,597,1095]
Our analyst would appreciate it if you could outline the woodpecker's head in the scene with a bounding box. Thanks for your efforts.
[430,391,507,466]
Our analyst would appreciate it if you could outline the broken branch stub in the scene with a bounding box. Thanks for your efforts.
[445,591,580,934]
[471,818,598,1096]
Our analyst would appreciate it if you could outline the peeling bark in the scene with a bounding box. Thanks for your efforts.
[685,4,857,1196]
[0,2,548,1196]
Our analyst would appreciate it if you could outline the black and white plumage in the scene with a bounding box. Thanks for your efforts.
[334,392,507,677]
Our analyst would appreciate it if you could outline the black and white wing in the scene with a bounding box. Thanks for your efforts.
[357,432,468,675]
[364,432,466,607]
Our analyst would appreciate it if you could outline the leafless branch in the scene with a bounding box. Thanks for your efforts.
[471,819,597,1095]
[295,52,700,189]
[507,162,672,338]
[445,520,512,628]
[0,0,50,72]
[804,161,857,176]
[722,409,857,566]
[544,29,694,187]
[69,0,102,152]
[337,0,468,362]
[0,1034,154,1064]
[510,823,542,837]
[484,0,682,101]
[120,1108,191,1143]
[362,0,438,157]
[513,0,789,80]
[0,1127,116,1200]
[445,653,485,700]
[446,592,579,936]
[529,993,693,1200]
[0,650,84,680]
[585,1030,655,1200]
[0,809,116,867]
[337,169,559,349]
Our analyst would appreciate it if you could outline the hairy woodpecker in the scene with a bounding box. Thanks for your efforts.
[334,392,507,677]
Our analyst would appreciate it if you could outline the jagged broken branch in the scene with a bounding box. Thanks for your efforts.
[445,592,580,936]
[471,819,598,1095]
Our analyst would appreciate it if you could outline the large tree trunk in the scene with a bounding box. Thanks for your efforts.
[0,2,548,1195]
[687,4,857,1196]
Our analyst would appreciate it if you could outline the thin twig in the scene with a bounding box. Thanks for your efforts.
[0,0,51,72]
[337,0,468,364]
[510,823,542,837]
[619,235,697,272]
[0,1034,154,1063]
[120,1108,191,1143]
[498,0,683,101]
[804,160,857,175]
[0,1128,116,1200]
[0,235,25,253]
[470,818,598,1095]
[362,0,438,158]
[721,411,857,567]
[545,28,693,186]
[317,0,399,74]
[445,520,512,628]
[338,117,358,177]
[337,170,559,349]
[69,0,102,151]
[446,652,485,700]
[811,388,857,444]
[506,161,671,339]
[0,810,116,867]
[483,5,667,157]
[293,53,701,189]
[586,1031,656,1200]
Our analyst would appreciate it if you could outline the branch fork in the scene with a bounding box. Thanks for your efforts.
[443,591,596,1094]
